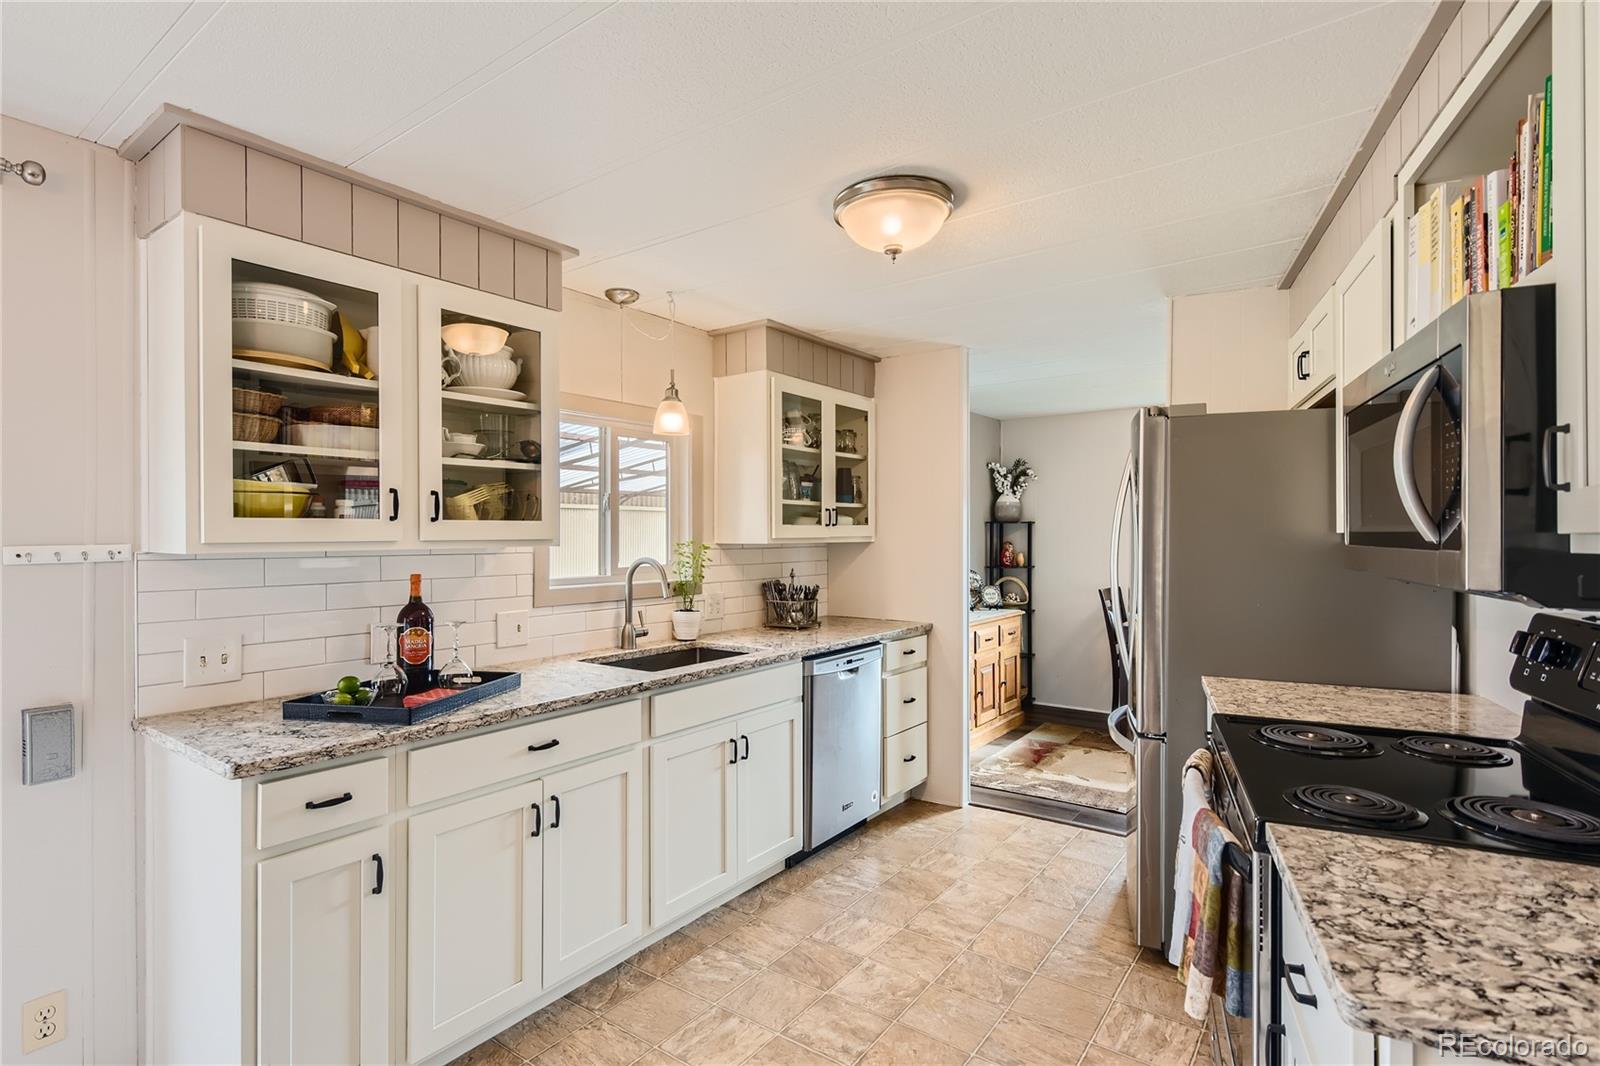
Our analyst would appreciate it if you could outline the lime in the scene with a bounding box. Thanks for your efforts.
[337,675,362,696]
[330,692,355,706]
[353,689,374,705]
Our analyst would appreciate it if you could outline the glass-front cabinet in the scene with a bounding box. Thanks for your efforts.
[770,376,875,541]
[417,281,559,542]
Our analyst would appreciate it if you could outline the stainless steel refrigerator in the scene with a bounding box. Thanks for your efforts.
[1106,408,1456,951]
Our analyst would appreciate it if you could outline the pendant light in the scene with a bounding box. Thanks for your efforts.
[833,174,955,262]
[606,287,691,436]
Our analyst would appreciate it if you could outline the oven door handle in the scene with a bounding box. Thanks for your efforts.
[1392,365,1443,546]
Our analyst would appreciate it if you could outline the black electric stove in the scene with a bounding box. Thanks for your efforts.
[1211,612,1600,867]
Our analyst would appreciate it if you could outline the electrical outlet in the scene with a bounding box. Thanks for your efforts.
[21,990,65,1054]
[496,610,532,648]
[703,591,725,621]
[182,635,242,687]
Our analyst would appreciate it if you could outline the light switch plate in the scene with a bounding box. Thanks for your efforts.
[497,610,531,648]
[703,591,725,620]
[182,635,242,686]
[21,705,73,785]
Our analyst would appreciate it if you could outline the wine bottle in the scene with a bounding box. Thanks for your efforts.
[396,573,434,693]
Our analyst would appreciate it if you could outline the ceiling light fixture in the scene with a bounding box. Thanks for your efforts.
[832,174,955,263]
[606,287,690,436]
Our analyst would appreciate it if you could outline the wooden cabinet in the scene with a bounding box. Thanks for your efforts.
[1287,287,1335,409]
[257,826,391,1065]
[998,615,1023,717]
[714,371,876,543]
[970,615,1024,749]
[973,647,1001,726]
[542,748,644,987]
[408,780,544,1061]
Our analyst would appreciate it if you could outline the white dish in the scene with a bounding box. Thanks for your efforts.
[233,318,336,368]
[446,348,521,390]
[440,322,509,356]
[445,430,478,443]
[836,515,855,526]
[794,516,820,525]
[233,282,336,332]
[442,441,486,458]
[445,385,527,401]
[284,422,378,452]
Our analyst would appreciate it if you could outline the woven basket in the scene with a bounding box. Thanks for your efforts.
[305,402,378,427]
[232,411,282,444]
[232,385,284,417]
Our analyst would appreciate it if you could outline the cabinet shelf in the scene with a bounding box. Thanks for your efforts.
[781,443,820,456]
[441,457,542,472]
[780,499,821,508]
[442,391,541,414]
[231,359,381,391]
[835,452,867,463]
[234,440,380,462]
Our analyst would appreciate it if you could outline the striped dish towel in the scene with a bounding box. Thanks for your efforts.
[1178,806,1253,1019]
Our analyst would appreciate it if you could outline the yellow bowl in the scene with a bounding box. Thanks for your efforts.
[233,479,315,518]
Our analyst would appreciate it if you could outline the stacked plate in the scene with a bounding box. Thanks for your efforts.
[233,282,338,371]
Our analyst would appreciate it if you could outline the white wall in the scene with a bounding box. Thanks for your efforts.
[997,409,1136,712]
[1168,288,1291,414]
[969,413,1000,571]
[0,116,138,1064]
[829,347,970,806]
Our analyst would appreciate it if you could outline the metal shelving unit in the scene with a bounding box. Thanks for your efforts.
[983,519,1033,704]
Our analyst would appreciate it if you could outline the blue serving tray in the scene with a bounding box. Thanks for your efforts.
[281,670,521,726]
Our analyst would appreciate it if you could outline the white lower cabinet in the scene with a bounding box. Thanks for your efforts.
[736,699,804,879]
[408,780,544,1062]
[542,748,645,987]
[258,825,392,1066]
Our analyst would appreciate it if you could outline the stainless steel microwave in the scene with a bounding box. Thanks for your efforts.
[1344,287,1596,606]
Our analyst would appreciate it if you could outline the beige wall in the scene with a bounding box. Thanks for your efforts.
[1168,288,1291,413]
[970,414,1001,571]
[829,347,970,806]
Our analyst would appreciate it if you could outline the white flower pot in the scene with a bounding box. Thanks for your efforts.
[672,610,703,641]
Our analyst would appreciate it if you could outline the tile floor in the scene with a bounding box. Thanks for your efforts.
[452,800,1208,1066]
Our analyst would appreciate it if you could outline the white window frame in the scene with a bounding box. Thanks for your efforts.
[535,394,697,607]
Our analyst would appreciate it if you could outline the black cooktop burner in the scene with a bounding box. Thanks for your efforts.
[1285,785,1428,828]
[1393,735,1514,767]
[1441,796,1600,849]
[1254,723,1378,758]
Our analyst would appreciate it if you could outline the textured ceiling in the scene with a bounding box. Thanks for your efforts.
[2,1,1430,418]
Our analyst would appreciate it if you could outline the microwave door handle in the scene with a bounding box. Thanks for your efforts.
[1392,365,1443,546]
[1108,453,1134,673]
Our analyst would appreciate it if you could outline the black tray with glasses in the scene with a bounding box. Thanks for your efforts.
[281,670,522,726]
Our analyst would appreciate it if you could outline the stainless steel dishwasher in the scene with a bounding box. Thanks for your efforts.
[801,644,883,852]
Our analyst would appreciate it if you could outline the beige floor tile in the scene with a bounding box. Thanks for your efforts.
[939,827,1011,858]
[975,1012,1090,1066]
[530,1019,652,1066]
[719,969,823,1032]
[495,999,596,1057]
[1063,834,1126,863]
[993,896,1077,940]
[763,895,841,937]
[1000,839,1065,869]
[678,904,753,947]
[632,930,708,978]
[870,929,962,982]
[905,901,989,946]
[1021,874,1100,912]
[658,1006,775,1066]
[782,993,893,1064]
[932,878,1015,920]
[831,854,901,886]
[908,848,982,880]
[858,1022,969,1066]
[797,871,877,910]
[1008,974,1112,1040]
[810,911,900,956]
[1079,1046,1147,1066]
[1092,1002,1200,1066]
[830,957,928,1020]
[1132,948,1176,977]
[602,981,711,1044]
[663,945,763,1001]
[768,938,862,991]
[874,835,945,865]
[727,882,792,917]
[717,919,804,966]
[1010,821,1081,848]
[962,857,1042,894]
[744,1036,839,1066]
[882,867,957,901]
[566,964,657,1013]
[1058,917,1141,962]
[897,984,1004,1054]
[632,1051,690,1066]
[846,886,928,928]
[1038,939,1136,994]
[933,950,1032,1007]
[451,1038,524,1066]
[969,921,1054,972]
[1115,969,1200,1028]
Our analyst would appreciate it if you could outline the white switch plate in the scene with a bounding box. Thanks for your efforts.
[21,990,66,1054]
[182,635,242,687]
[497,609,532,648]
[703,591,725,620]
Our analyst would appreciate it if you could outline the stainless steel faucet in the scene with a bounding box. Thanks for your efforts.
[619,557,672,649]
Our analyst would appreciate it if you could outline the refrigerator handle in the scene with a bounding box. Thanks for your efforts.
[1108,452,1135,675]
[1107,705,1137,754]
[1392,365,1442,545]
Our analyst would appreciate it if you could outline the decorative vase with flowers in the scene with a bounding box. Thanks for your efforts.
[988,458,1037,522]
[669,540,713,641]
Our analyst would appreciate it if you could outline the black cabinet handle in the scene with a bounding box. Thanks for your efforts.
[1542,424,1572,492]
[549,794,561,829]
[903,754,917,762]
[740,734,750,761]
[1283,962,1318,1008]
[729,738,738,765]
[389,487,400,521]
[430,490,441,522]
[527,738,560,752]
[902,696,917,704]
[305,792,353,810]
[903,648,915,656]
[1296,351,1310,381]
[372,853,384,895]
[530,801,542,837]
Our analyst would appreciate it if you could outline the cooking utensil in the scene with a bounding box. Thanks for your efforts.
[233,479,315,518]
[232,281,335,332]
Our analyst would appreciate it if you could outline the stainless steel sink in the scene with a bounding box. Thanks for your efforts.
[583,645,750,672]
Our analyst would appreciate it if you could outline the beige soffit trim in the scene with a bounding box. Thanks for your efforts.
[116,104,579,259]
[1279,0,1462,289]
[707,318,882,363]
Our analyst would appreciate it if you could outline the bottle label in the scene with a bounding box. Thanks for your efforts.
[399,626,432,666]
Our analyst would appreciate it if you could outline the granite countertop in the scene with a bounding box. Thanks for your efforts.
[1202,675,1523,738]
[969,607,1024,622]
[136,616,930,779]
[1268,823,1600,1064]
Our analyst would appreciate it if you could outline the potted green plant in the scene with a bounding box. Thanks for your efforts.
[669,540,713,640]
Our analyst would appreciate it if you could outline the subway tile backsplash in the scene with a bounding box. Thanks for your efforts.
[134,546,827,717]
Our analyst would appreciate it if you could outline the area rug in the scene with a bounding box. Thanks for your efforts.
[969,722,1134,813]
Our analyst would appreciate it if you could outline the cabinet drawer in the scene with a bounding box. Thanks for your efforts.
[886,633,927,672]
[257,757,389,850]
[650,662,801,737]
[1000,617,1022,647]
[883,667,927,736]
[883,724,927,797]
[972,625,999,653]
[408,699,642,808]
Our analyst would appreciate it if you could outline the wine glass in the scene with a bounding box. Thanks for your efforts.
[436,620,478,687]
[369,623,408,699]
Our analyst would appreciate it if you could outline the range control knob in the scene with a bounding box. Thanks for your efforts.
[1529,636,1579,668]
[1510,630,1532,656]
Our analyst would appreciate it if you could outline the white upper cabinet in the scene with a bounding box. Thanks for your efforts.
[715,371,876,544]
[141,214,560,553]
[1287,288,1336,409]
[1555,0,1598,537]
[1332,217,1394,535]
